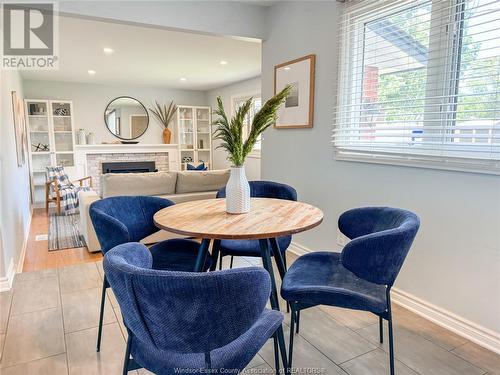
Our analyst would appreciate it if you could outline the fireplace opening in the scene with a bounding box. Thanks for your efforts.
[102,161,157,174]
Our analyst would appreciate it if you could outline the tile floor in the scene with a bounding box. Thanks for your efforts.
[0,257,499,375]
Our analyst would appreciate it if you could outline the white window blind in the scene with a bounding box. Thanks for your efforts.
[333,0,500,174]
[233,96,262,152]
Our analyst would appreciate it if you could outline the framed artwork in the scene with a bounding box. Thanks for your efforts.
[11,91,27,166]
[274,54,315,128]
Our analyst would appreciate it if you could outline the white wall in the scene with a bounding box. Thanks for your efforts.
[262,1,500,335]
[205,76,261,179]
[23,80,207,145]
[0,70,32,288]
[59,1,267,40]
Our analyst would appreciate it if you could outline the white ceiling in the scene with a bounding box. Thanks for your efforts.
[21,16,262,91]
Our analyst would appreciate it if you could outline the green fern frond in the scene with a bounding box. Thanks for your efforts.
[211,85,291,167]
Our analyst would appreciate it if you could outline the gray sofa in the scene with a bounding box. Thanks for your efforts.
[79,169,230,253]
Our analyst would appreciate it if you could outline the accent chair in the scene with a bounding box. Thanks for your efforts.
[104,242,286,375]
[89,196,211,352]
[281,207,420,375]
[215,181,297,270]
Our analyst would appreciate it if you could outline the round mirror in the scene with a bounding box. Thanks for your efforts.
[104,96,149,140]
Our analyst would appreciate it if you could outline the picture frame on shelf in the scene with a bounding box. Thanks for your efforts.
[274,54,315,129]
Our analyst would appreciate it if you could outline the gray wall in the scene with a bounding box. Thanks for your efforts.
[0,70,32,285]
[23,80,207,145]
[205,76,261,179]
[262,1,500,333]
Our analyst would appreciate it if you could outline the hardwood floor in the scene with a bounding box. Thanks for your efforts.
[22,209,102,272]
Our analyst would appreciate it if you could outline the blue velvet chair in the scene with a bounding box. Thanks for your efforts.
[90,196,211,352]
[215,181,297,270]
[281,207,420,375]
[104,242,286,375]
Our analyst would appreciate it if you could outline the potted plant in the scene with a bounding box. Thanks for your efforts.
[212,85,291,214]
[150,100,177,144]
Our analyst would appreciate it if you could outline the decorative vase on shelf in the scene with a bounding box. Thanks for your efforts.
[162,128,172,144]
[77,129,86,145]
[225,166,250,214]
[150,100,177,144]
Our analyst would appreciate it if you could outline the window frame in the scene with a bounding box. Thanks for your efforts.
[231,93,262,159]
[334,0,500,175]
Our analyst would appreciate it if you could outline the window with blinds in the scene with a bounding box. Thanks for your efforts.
[233,96,263,152]
[333,0,500,173]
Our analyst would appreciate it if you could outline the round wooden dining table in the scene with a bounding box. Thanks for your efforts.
[154,197,323,371]
[154,197,323,296]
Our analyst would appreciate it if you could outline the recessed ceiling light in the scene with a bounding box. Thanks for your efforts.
[180,77,187,81]
[284,67,291,71]
[103,47,114,55]
[220,60,228,65]
[88,70,96,76]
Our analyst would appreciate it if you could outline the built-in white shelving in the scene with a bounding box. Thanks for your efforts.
[175,105,212,170]
[25,99,76,205]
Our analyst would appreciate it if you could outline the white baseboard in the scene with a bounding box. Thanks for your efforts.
[392,288,500,355]
[0,258,15,292]
[17,207,33,274]
[287,241,500,355]
[288,242,313,256]
[0,208,33,292]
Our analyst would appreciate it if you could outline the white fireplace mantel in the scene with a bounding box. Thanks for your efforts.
[75,143,179,177]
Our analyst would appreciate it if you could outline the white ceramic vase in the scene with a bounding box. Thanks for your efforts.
[77,129,87,145]
[225,166,251,214]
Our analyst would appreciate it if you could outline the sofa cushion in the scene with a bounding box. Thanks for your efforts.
[175,169,229,194]
[102,171,177,198]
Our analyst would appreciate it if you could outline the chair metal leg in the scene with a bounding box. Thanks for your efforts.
[194,239,211,272]
[283,252,290,313]
[96,276,107,352]
[295,310,301,334]
[123,335,132,375]
[260,239,288,371]
[276,325,288,374]
[387,290,395,375]
[229,256,234,269]
[273,333,280,375]
[209,240,221,272]
[205,352,212,370]
[379,316,384,344]
[288,304,296,371]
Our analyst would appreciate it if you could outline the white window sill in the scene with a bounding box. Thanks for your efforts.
[334,150,500,176]
[247,151,261,159]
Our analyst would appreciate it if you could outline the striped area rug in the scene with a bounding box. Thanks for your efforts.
[48,214,87,251]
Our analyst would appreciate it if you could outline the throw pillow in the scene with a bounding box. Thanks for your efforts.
[187,162,207,171]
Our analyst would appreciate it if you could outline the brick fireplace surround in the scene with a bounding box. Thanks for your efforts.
[86,153,170,193]
[74,144,179,194]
